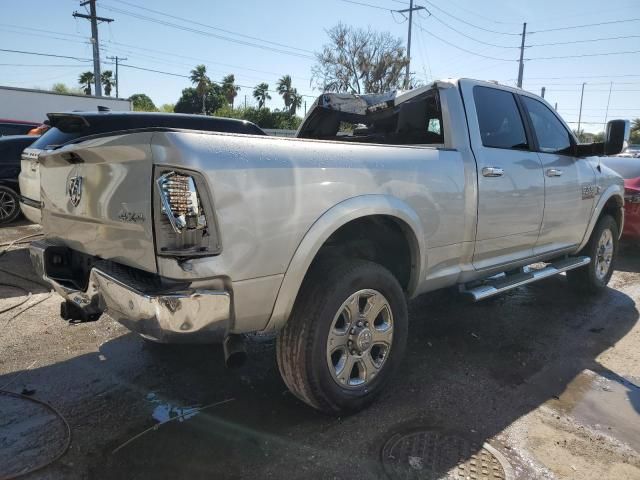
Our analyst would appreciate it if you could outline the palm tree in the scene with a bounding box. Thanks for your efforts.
[289,88,303,116]
[222,74,240,109]
[78,71,94,95]
[189,65,210,114]
[276,74,293,111]
[632,118,640,133]
[253,83,271,109]
[101,70,114,96]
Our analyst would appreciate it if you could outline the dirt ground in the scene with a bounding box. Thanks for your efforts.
[1,220,639,480]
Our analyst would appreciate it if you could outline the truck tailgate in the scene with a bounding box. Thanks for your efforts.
[39,131,157,273]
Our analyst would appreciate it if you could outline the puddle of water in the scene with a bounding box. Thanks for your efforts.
[550,369,640,451]
[145,392,200,423]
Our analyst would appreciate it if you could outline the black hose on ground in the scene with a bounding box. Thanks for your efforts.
[0,389,71,480]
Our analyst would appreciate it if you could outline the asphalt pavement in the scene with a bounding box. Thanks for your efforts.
[1,220,639,479]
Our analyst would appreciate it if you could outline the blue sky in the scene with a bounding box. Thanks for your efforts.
[1,0,638,132]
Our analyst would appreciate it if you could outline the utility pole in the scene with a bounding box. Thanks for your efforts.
[396,0,425,90]
[516,22,527,88]
[577,82,586,137]
[73,0,113,97]
[106,55,126,98]
[540,87,545,98]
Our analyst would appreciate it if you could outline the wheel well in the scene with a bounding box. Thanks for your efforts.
[601,195,623,233]
[309,215,416,292]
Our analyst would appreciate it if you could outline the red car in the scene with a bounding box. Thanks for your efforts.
[602,156,640,243]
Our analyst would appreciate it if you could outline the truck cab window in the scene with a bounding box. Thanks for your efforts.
[473,86,528,150]
[521,96,573,154]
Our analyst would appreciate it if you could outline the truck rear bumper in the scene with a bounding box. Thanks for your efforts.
[30,241,231,343]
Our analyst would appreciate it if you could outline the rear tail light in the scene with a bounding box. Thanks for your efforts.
[154,169,220,256]
[157,172,206,233]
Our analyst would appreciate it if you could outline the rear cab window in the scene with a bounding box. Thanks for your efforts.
[473,86,529,150]
[298,87,445,146]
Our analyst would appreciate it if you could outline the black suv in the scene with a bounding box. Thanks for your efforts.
[0,135,38,224]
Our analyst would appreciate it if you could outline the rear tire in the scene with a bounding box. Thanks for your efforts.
[0,186,21,225]
[276,258,408,414]
[567,215,618,293]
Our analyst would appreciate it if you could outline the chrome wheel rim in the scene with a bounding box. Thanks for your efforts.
[326,289,393,389]
[595,228,614,281]
[0,191,16,221]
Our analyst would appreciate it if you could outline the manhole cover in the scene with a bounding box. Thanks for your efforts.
[0,390,70,479]
[381,430,513,480]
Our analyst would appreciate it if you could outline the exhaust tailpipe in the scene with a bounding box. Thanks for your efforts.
[223,334,247,368]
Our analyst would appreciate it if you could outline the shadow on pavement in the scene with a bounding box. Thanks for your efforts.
[617,244,640,273]
[0,267,637,479]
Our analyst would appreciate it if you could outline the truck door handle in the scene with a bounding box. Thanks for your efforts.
[482,167,504,177]
[546,168,563,177]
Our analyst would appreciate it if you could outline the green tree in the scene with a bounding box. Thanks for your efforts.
[253,83,271,109]
[129,93,157,112]
[222,74,240,109]
[78,71,95,95]
[631,118,640,144]
[101,70,115,96]
[276,74,293,111]
[174,85,225,115]
[190,65,210,114]
[159,103,176,113]
[312,23,409,94]
[51,83,83,95]
[289,88,303,116]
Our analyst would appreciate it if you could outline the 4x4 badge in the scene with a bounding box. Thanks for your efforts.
[67,175,83,207]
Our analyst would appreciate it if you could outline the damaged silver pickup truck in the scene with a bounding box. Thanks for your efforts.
[30,78,629,414]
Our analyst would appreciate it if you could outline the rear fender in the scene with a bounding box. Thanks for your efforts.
[264,194,426,331]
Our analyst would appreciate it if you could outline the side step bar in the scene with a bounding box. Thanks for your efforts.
[462,256,591,302]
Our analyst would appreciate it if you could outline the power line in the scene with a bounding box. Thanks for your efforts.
[414,23,516,61]
[99,5,314,60]
[529,18,640,33]
[527,34,640,48]
[107,0,314,54]
[0,63,87,67]
[340,0,393,11]
[420,0,521,35]
[527,50,640,61]
[1,23,313,83]
[422,10,520,48]
[0,48,93,63]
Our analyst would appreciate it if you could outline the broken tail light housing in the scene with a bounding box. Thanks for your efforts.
[154,169,221,257]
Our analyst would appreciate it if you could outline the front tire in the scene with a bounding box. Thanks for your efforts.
[0,186,21,225]
[276,258,408,414]
[567,214,618,293]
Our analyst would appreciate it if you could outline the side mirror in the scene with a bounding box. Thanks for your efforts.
[604,119,630,156]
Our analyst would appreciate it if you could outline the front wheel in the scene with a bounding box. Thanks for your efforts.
[567,214,619,293]
[276,258,408,414]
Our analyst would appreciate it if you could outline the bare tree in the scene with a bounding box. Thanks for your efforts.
[312,24,410,94]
